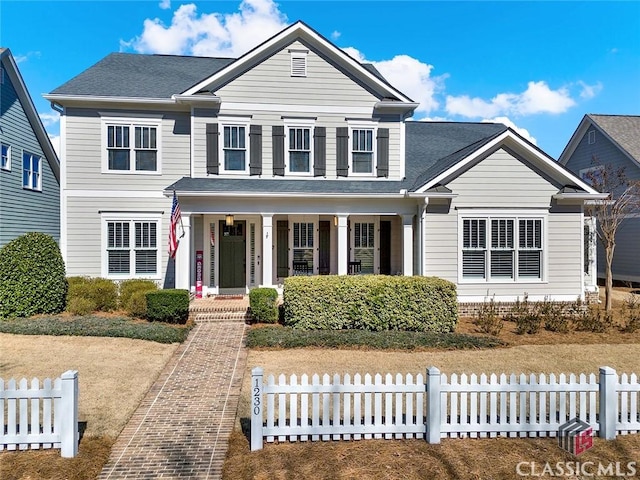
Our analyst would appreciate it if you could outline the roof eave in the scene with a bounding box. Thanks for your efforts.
[44,94,176,105]
[172,94,221,105]
[374,101,419,118]
[163,189,412,199]
[553,193,610,201]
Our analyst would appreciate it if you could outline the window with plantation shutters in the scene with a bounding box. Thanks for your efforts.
[105,219,159,278]
[462,219,486,278]
[461,216,543,281]
[293,222,314,273]
[518,219,542,278]
[353,222,375,274]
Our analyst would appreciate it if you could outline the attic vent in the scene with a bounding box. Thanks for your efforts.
[587,130,596,145]
[290,50,308,77]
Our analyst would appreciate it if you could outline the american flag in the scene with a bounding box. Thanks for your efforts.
[168,191,182,259]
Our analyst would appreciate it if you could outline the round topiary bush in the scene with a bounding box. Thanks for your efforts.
[0,232,67,318]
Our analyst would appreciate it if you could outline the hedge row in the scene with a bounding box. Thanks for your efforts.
[283,275,457,333]
[249,287,279,323]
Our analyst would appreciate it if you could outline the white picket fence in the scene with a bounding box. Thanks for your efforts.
[250,366,640,450]
[1,370,79,457]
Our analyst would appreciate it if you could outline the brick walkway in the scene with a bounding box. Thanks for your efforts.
[98,305,248,479]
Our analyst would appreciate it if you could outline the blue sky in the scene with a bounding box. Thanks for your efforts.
[2,0,639,158]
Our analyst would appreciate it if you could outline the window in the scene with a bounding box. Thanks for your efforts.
[579,165,604,187]
[587,130,596,145]
[106,219,159,278]
[288,127,311,173]
[223,125,246,171]
[103,118,160,173]
[22,151,41,190]
[1,143,10,170]
[461,217,543,281]
[353,222,375,274]
[293,222,314,274]
[352,129,374,174]
[290,50,308,77]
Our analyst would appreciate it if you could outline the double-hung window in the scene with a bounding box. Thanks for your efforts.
[461,216,543,281]
[352,129,374,174]
[22,151,42,191]
[104,217,160,278]
[1,143,10,170]
[288,127,311,173]
[103,117,161,173]
[223,125,247,171]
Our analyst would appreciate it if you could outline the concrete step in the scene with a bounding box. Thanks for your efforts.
[191,311,252,323]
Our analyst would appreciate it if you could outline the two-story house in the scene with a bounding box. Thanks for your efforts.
[46,21,605,306]
[559,114,640,285]
[1,48,60,247]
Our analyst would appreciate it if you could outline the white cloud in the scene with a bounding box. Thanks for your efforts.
[159,0,171,9]
[331,30,341,40]
[39,112,59,129]
[446,81,577,118]
[122,0,288,57]
[48,134,60,158]
[578,81,603,100]
[341,47,445,115]
[482,117,537,145]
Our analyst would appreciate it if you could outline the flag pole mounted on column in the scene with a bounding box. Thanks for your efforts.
[168,190,183,259]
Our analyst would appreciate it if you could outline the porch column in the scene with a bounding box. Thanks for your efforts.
[402,214,414,276]
[261,214,273,287]
[175,213,191,290]
[337,214,348,275]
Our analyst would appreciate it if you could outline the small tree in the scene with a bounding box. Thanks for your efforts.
[583,157,640,312]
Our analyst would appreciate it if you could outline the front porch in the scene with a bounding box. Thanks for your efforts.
[175,212,418,295]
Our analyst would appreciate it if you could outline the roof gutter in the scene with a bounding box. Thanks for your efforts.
[43,94,176,105]
[164,190,418,199]
[172,94,222,105]
[374,101,420,119]
[553,193,610,201]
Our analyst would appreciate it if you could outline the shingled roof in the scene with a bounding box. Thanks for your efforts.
[166,121,508,195]
[589,114,640,162]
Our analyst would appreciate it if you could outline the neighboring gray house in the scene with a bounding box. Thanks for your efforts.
[0,48,60,247]
[559,114,640,284]
[46,21,604,305]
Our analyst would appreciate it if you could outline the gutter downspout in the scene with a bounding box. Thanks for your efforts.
[418,198,428,276]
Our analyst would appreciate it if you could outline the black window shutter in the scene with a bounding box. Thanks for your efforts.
[272,125,285,176]
[336,127,349,177]
[249,125,262,176]
[377,128,389,178]
[313,126,326,177]
[206,123,219,175]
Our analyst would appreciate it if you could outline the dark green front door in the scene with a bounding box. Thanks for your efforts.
[219,221,246,288]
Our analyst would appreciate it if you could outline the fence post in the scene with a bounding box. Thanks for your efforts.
[251,367,264,451]
[599,366,617,440]
[426,367,442,444]
[60,370,79,458]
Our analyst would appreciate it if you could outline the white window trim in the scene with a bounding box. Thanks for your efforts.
[348,121,377,177]
[457,211,547,284]
[349,215,380,273]
[100,212,162,280]
[288,215,318,274]
[1,143,10,171]
[219,117,250,175]
[284,119,314,176]
[587,130,596,145]
[289,49,308,77]
[22,150,42,191]
[100,115,162,175]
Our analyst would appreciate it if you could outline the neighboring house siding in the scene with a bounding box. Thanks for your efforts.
[63,107,191,191]
[424,148,584,299]
[215,41,380,106]
[597,218,640,283]
[0,69,59,247]
[566,128,640,182]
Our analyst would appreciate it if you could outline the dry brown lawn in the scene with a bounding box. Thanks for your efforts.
[0,333,178,480]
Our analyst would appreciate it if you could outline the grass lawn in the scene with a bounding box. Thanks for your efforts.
[0,315,184,480]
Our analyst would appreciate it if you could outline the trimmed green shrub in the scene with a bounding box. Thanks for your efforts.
[283,275,457,333]
[0,233,67,318]
[67,277,118,312]
[249,288,279,323]
[146,289,190,324]
[67,297,96,316]
[474,297,503,336]
[119,279,158,316]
